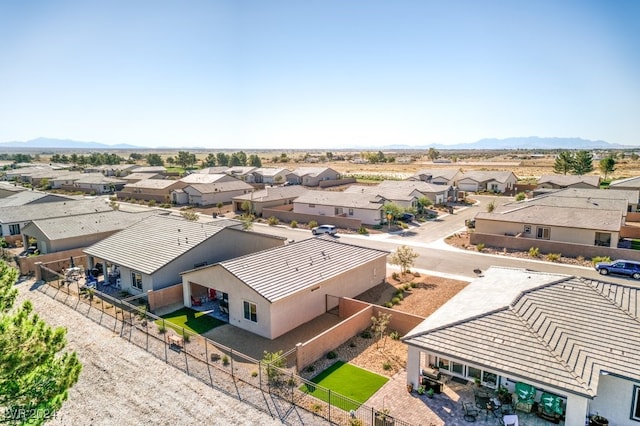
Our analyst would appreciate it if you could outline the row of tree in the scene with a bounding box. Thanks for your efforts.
[553,151,617,179]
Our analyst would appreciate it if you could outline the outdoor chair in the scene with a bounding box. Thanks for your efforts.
[463,402,478,422]
[190,296,202,307]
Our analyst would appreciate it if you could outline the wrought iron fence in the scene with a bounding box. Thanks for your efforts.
[35,268,413,426]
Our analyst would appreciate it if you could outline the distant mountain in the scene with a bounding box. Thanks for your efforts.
[410,137,632,150]
[0,137,141,149]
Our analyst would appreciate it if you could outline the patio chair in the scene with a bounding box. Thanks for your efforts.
[191,296,202,307]
[463,402,479,422]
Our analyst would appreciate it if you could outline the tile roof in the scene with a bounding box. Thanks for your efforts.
[121,172,160,181]
[0,182,27,193]
[124,179,179,189]
[218,237,389,302]
[0,191,71,207]
[232,186,308,202]
[403,267,640,397]
[23,210,160,241]
[131,166,167,173]
[476,204,622,231]
[180,173,229,184]
[0,199,112,223]
[290,167,336,177]
[73,174,127,185]
[252,167,290,177]
[609,176,640,189]
[495,194,629,214]
[184,180,253,194]
[294,190,385,210]
[195,167,229,174]
[537,174,600,187]
[412,168,460,181]
[551,187,639,204]
[84,215,233,274]
[458,171,516,183]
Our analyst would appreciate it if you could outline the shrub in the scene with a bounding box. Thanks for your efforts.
[396,293,403,301]
[391,297,401,305]
[391,272,399,280]
[402,283,410,291]
[312,404,322,413]
[148,199,156,206]
[326,351,337,359]
[577,255,585,263]
[592,256,611,265]
[210,353,221,362]
[546,253,561,262]
[308,220,318,229]
[290,220,298,228]
[251,370,258,377]
[515,192,526,201]
[357,225,369,235]
[360,330,372,339]
[349,341,356,348]
[382,362,392,371]
[395,289,403,296]
[306,365,316,373]
[157,325,166,334]
[267,216,279,226]
[412,271,420,277]
[409,282,417,288]
[384,302,393,308]
[528,247,540,257]
[389,330,400,340]
[222,355,230,366]
[476,243,485,252]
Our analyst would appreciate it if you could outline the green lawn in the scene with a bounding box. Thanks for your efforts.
[156,307,225,335]
[301,361,388,411]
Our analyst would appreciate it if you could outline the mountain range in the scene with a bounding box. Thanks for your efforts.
[0,136,634,151]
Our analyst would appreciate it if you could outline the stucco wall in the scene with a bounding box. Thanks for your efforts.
[293,202,382,225]
[148,283,184,311]
[18,248,87,275]
[590,374,636,426]
[261,207,363,229]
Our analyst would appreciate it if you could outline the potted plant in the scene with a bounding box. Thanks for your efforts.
[406,383,413,393]
[474,377,482,387]
[416,385,426,395]
[589,414,609,426]
[426,388,434,398]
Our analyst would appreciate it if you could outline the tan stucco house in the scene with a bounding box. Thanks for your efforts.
[457,171,517,193]
[286,167,340,187]
[232,186,308,216]
[293,189,386,225]
[181,237,388,339]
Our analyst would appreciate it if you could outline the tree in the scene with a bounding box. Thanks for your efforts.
[416,196,433,214]
[202,153,216,168]
[371,312,392,350]
[389,245,419,275]
[553,151,574,175]
[598,156,616,180]
[216,202,224,216]
[177,151,196,168]
[166,156,175,167]
[262,350,285,385]
[0,261,81,425]
[572,150,594,175]
[216,153,229,167]
[383,202,404,224]
[427,147,440,161]
[146,153,164,167]
[248,154,262,167]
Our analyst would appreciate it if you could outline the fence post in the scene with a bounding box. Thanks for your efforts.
[183,327,189,375]
[230,348,234,378]
[328,389,331,423]
[163,319,168,363]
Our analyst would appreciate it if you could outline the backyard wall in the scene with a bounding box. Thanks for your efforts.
[470,232,640,261]
[318,178,356,188]
[18,249,88,275]
[148,283,184,312]
[261,206,362,230]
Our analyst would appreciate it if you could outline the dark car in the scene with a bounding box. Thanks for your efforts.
[594,259,640,280]
[400,213,415,223]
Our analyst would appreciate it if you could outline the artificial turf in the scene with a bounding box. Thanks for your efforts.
[157,307,225,335]
[301,361,388,411]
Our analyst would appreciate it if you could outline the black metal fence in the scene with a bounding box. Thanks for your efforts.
[36,268,413,426]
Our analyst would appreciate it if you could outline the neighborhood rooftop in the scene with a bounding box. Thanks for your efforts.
[233,185,308,202]
[404,267,640,397]
[218,237,389,302]
[294,190,385,209]
[0,198,111,223]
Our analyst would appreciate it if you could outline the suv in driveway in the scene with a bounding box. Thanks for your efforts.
[595,259,640,280]
[311,224,337,236]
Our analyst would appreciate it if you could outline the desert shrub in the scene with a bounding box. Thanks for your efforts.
[222,355,230,366]
[546,253,561,262]
[384,302,393,308]
[306,365,316,373]
[312,404,322,413]
[389,330,400,340]
[148,199,156,206]
[267,216,279,226]
[402,283,411,291]
[395,289,403,296]
[290,220,298,228]
[577,255,585,263]
[591,256,611,264]
[357,225,369,235]
[360,330,372,339]
[409,282,417,288]
[391,297,401,305]
[251,370,258,377]
[382,362,392,371]
[528,247,540,257]
[515,192,526,201]
[349,341,356,348]
[476,243,485,252]
[391,272,399,280]
[412,271,420,277]
[157,325,166,334]
[308,220,318,229]
[326,351,337,359]
[395,293,403,301]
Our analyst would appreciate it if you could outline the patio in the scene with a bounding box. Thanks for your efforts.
[367,370,565,426]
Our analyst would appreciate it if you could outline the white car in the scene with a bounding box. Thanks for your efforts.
[312,224,337,235]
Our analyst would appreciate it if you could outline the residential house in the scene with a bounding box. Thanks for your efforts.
[457,171,517,193]
[72,174,127,194]
[232,186,308,216]
[537,174,600,190]
[286,167,340,187]
[181,237,388,339]
[0,191,73,208]
[21,210,160,254]
[609,176,640,196]
[376,180,451,205]
[409,168,461,186]
[182,180,253,206]
[130,166,167,175]
[179,173,233,185]
[251,167,290,185]
[49,172,86,189]
[194,167,229,174]
[83,215,286,294]
[293,190,386,225]
[118,179,187,204]
[120,172,163,184]
[85,164,137,176]
[225,166,257,182]
[0,182,26,198]
[0,199,112,244]
[403,267,640,426]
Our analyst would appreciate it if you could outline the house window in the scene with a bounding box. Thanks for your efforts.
[243,301,257,323]
[348,208,354,216]
[131,272,142,290]
[490,184,498,192]
[437,357,450,370]
[9,224,20,235]
[632,385,640,421]
[524,225,531,234]
[451,361,464,375]
[467,366,482,381]
[335,207,343,215]
[482,371,497,386]
[536,227,550,240]
[308,204,315,208]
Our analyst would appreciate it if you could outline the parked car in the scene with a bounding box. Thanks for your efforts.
[594,259,640,279]
[311,224,337,236]
[400,213,415,223]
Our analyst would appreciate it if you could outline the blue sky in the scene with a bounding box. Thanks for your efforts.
[1,0,639,149]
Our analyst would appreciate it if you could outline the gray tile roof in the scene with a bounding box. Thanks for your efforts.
[495,194,629,214]
[551,187,639,204]
[290,167,336,177]
[131,166,167,173]
[458,170,516,183]
[195,167,229,174]
[0,199,112,223]
[294,190,385,210]
[185,180,253,194]
[403,267,640,397]
[232,186,308,202]
[0,191,70,207]
[412,168,460,181]
[73,174,127,185]
[121,172,161,181]
[23,210,160,241]
[609,176,640,189]
[218,237,388,302]
[124,179,179,189]
[0,182,26,193]
[180,173,229,184]
[84,215,232,274]
[538,174,600,187]
[252,167,290,177]
[477,204,623,231]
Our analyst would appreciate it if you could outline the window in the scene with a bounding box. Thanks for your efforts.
[632,385,640,421]
[308,204,315,208]
[483,371,497,386]
[131,272,142,290]
[348,208,354,216]
[467,366,481,380]
[335,207,343,215]
[437,357,450,370]
[9,224,20,235]
[243,301,257,322]
[451,361,464,375]
[536,227,550,240]
[524,225,531,234]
